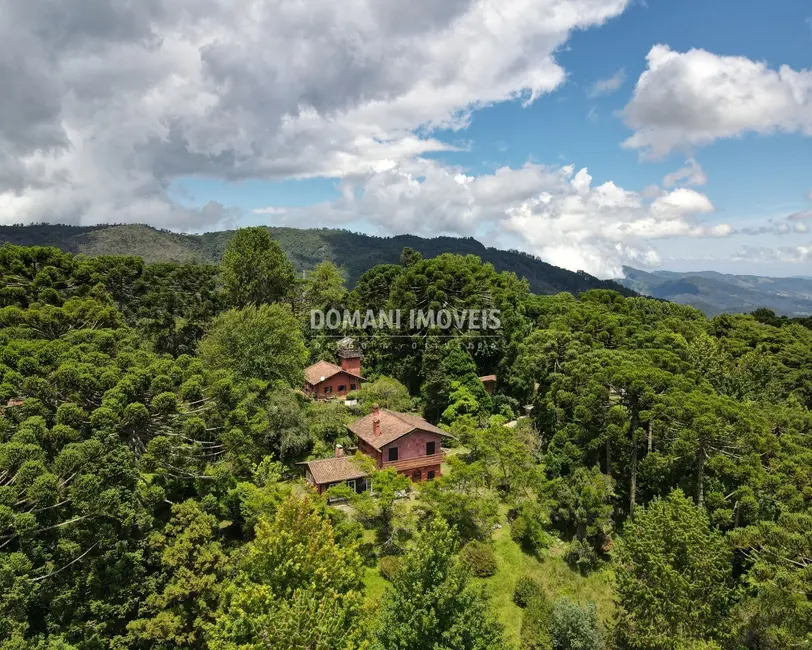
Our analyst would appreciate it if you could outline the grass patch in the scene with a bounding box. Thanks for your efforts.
[441,445,469,474]
[363,566,388,604]
[475,526,615,648]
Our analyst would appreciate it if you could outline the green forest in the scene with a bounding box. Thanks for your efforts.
[1,227,810,650]
[0,223,635,298]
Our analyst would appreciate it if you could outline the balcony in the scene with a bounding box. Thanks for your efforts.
[381,451,445,473]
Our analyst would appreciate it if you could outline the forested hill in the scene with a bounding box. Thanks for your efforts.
[1,230,812,648]
[0,223,636,297]
[617,265,812,316]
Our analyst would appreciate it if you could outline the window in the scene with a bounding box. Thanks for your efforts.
[350,383,356,390]
[427,470,435,480]
[388,447,399,462]
[324,386,332,394]
[338,384,346,392]
[346,479,356,491]
[426,441,436,455]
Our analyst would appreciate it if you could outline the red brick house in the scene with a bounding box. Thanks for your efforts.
[348,405,451,482]
[301,405,452,493]
[304,348,364,399]
[299,446,369,496]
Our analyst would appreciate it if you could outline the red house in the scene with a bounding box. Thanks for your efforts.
[479,374,497,395]
[304,346,364,399]
[348,405,451,482]
[301,405,453,494]
[299,446,369,496]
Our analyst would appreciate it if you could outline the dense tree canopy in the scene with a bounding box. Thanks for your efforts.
[1,236,811,650]
[221,227,297,308]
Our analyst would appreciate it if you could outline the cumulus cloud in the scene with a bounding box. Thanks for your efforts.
[588,69,626,98]
[739,208,812,236]
[787,210,812,233]
[622,45,812,158]
[662,158,707,188]
[0,0,632,228]
[275,160,726,278]
[732,245,812,264]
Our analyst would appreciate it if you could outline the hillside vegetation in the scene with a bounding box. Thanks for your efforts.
[0,228,810,650]
[0,223,636,297]
[618,265,812,316]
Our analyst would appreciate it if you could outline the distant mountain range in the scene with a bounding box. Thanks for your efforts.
[0,223,635,298]
[616,266,812,316]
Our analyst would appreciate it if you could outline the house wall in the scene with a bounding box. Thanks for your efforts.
[318,477,367,497]
[340,356,361,375]
[357,438,383,468]
[307,372,362,398]
[407,463,441,482]
[382,430,443,461]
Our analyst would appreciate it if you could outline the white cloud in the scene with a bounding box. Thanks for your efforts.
[0,0,632,229]
[662,158,707,188]
[276,159,727,278]
[787,210,812,233]
[252,207,289,215]
[622,45,812,158]
[588,69,626,97]
[732,245,812,264]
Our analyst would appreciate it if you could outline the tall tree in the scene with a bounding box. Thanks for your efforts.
[198,304,307,386]
[221,227,296,307]
[301,261,347,314]
[375,518,504,650]
[210,494,370,650]
[127,500,229,649]
[731,512,812,649]
[614,490,734,649]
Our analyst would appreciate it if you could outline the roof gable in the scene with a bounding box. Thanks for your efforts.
[304,360,364,385]
[300,456,368,485]
[348,408,452,450]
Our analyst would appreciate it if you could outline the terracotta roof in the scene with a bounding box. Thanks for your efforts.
[348,409,452,451]
[300,456,369,485]
[304,360,364,385]
[479,375,497,383]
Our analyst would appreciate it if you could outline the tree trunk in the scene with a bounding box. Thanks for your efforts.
[627,409,640,516]
[629,441,638,517]
[605,438,612,478]
[647,420,653,453]
[696,449,705,507]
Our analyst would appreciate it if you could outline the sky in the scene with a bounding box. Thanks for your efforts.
[1,0,811,278]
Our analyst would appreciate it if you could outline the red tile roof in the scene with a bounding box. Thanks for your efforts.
[304,360,364,386]
[348,409,452,451]
[300,456,369,485]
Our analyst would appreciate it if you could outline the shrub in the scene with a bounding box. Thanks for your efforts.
[521,591,553,650]
[513,575,545,608]
[460,540,498,577]
[511,513,554,556]
[564,538,601,574]
[492,394,520,419]
[550,598,602,650]
[379,555,402,581]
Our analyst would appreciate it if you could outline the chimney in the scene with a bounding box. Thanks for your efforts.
[335,444,344,458]
[338,338,362,376]
[340,351,361,376]
[372,404,381,437]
